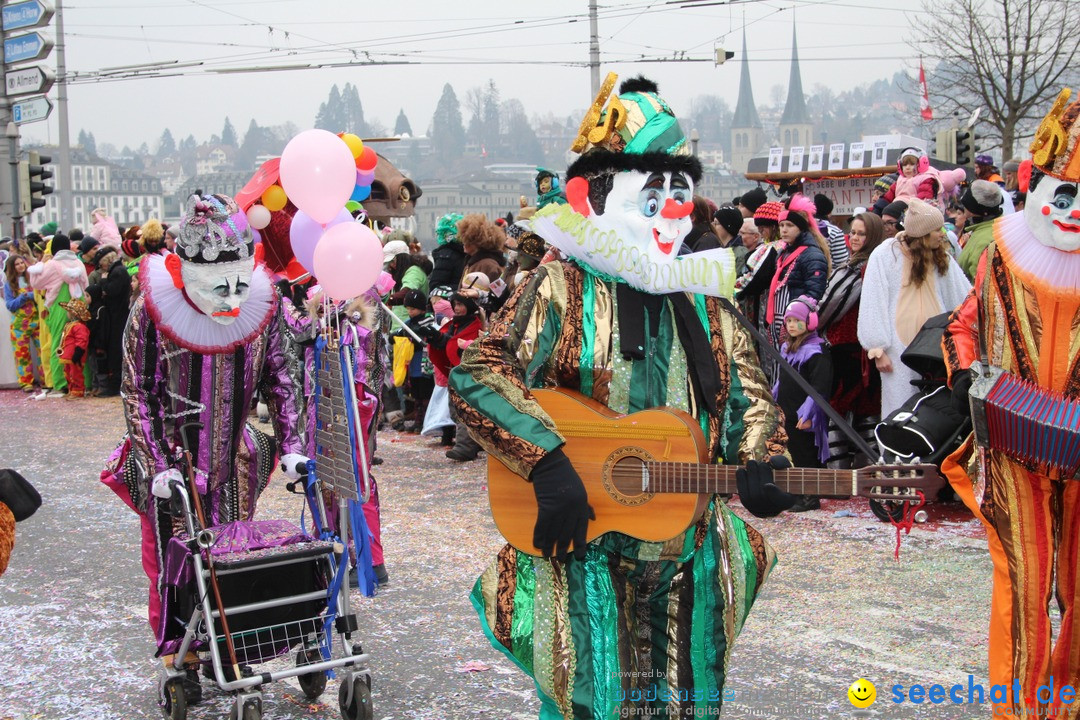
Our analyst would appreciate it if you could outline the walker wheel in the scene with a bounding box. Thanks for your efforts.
[158,677,187,720]
[339,674,373,720]
[227,698,262,720]
[296,648,328,699]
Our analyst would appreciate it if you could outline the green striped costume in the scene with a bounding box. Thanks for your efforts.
[450,260,785,719]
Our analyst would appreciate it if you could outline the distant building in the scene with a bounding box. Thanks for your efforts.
[195,145,236,175]
[174,171,253,219]
[730,28,766,176]
[413,176,532,249]
[26,147,164,231]
[778,24,813,150]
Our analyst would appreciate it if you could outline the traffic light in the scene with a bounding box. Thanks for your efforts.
[955,129,972,166]
[933,129,956,162]
[27,151,53,213]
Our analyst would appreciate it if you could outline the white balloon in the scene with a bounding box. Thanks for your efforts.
[247,205,272,230]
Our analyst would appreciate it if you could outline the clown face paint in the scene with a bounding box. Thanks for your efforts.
[180,258,254,325]
[590,170,694,265]
[1026,177,1080,251]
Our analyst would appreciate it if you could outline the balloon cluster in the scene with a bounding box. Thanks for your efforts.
[244,129,383,302]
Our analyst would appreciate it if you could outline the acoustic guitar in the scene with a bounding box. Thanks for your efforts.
[487,388,945,556]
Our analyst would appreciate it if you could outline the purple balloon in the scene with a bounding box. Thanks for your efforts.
[356,168,376,186]
[290,207,352,273]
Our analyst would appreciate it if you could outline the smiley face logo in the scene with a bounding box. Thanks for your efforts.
[848,678,876,708]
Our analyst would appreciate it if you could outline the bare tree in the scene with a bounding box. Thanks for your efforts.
[912,0,1080,159]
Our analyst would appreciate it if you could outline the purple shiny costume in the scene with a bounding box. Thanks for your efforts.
[104,287,301,650]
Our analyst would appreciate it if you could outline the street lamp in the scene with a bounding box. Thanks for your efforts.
[690,128,700,157]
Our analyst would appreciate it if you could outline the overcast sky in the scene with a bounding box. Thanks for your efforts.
[20,0,929,151]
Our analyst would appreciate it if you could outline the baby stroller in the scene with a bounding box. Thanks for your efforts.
[870,312,969,522]
[154,448,374,720]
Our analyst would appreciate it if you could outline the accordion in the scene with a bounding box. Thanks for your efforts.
[969,362,1080,477]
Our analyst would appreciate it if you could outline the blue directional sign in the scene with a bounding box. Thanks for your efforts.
[3,31,52,65]
[2,1,54,33]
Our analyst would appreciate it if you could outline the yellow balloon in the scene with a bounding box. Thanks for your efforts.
[341,133,364,159]
[261,185,288,212]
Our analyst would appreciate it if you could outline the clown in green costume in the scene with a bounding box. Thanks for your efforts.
[450,75,796,719]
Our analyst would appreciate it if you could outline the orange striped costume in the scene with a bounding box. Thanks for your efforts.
[945,225,1080,718]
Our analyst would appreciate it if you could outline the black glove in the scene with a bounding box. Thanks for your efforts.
[0,468,41,522]
[529,448,594,561]
[72,347,85,366]
[736,456,796,518]
[951,370,973,418]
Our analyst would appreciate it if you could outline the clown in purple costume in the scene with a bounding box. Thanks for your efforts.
[101,193,305,658]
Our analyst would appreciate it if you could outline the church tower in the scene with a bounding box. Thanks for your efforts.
[730,29,764,175]
[778,23,813,149]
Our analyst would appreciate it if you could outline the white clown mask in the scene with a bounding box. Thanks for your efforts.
[1026,176,1080,252]
[180,258,254,325]
[588,170,695,265]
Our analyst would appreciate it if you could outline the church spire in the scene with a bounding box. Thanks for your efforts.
[732,28,762,129]
[780,22,812,126]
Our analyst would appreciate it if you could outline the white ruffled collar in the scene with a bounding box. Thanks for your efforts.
[141,253,277,353]
[995,212,1080,295]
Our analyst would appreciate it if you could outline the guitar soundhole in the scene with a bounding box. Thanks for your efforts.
[603,450,653,506]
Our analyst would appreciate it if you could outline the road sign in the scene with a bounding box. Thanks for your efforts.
[2,0,53,32]
[3,31,53,65]
[11,94,51,124]
[5,65,53,95]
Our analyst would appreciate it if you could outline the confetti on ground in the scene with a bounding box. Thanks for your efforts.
[0,389,995,719]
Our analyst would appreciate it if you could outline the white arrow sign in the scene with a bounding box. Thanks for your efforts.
[11,94,52,124]
[5,65,53,96]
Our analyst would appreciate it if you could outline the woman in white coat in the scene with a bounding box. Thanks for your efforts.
[858,198,971,418]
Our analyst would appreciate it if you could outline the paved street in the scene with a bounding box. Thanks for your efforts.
[0,389,993,720]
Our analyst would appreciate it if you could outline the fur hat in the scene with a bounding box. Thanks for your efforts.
[138,218,164,245]
[713,206,743,238]
[176,194,253,264]
[961,180,1004,218]
[740,187,768,214]
[567,75,702,184]
[901,198,945,238]
[753,201,783,226]
[813,193,835,219]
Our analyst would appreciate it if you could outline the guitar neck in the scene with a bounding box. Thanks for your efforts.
[645,462,859,498]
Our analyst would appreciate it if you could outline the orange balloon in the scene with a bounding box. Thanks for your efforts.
[261,184,287,212]
[341,133,364,159]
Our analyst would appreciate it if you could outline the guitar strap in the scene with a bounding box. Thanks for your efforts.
[718,297,878,460]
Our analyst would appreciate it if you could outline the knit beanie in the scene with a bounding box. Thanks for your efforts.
[778,194,815,233]
[403,289,427,311]
[753,201,783,226]
[901,198,945,238]
[875,173,897,194]
[740,187,768,214]
[960,180,1004,218]
[713,206,743,238]
[881,200,908,222]
[77,236,100,256]
[50,233,71,253]
[1003,159,1021,174]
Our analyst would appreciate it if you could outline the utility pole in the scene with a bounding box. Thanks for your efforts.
[588,0,600,99]
[1,18,21,238]
[56,0,72,231]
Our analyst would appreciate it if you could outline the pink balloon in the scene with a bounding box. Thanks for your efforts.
[356,168,376,186]
[279,129,357,224]
[313,222,384,302]
[290,208,352,273]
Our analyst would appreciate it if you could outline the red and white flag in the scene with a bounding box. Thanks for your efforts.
[919,60,933,121]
